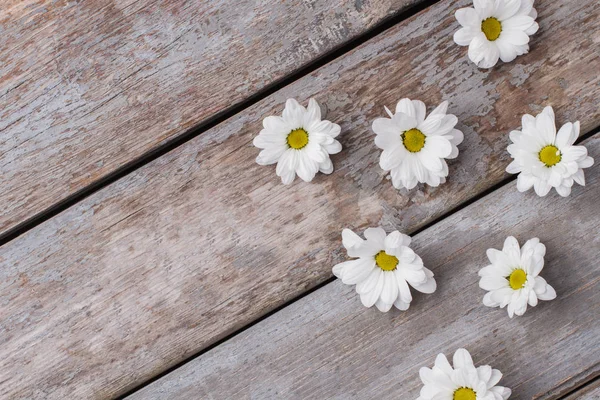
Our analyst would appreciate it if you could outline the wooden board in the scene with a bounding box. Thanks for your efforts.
[564,379,600,400]
[129,135,600,400]
[1,0,599,398]
[0,0,424,236]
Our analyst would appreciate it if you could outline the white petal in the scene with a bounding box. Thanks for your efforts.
[473,0,494,18]
[496,0,521,20]
[356,268,381,295]
[453,348,474,370]
[412,270,437,294]
[393,297,410,311]
[480,275,509,291]
[342,229,363,249]
[396,98,416,118]
[502,236,521,263]
[487,369,503,388]
[380,145,406,170]
[502,15,535,31]
[374,129,401,149]
[418,149,443,172]
[318,158,334,174]
[323,139,342,155]
[282,98,305,128]
[395,271,413,303]
[495,37,518,63]
[555,185,571,197]
[516,174,535,192]
[360,269,385,307]
[468,34,499,68]
[384,231,403,252]
[454,27,478,46]
[262,115,290,135]
[306,98,321,122]
[483,291,500,307]
[339,259,375,285]
[364,227,387,248]
[276,149,297,184]
[372,117,399,138]
[380,271,399,306]
[536,107,557,140]
[375,298,393,312]
[555,122,577,148]
[533,179,552,197]
[412,100,427,123]
[295,152,319,182]
[256,146,287,165]
[455,7,480,28]
[425,136,453,158]
[500,29,530,46]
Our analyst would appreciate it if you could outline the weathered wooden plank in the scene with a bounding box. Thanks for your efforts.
[129,135,600,400]
[0,0,424,235]
[564,379,600,400]
[1,0,599,398]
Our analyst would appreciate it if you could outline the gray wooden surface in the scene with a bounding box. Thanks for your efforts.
[1,0,599,398]
[564,379,600,400]
[0,0,422,236]
[130,136,600,400]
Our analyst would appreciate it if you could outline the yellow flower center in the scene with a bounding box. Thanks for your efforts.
[454,387,477,400]
[402,128,426,153]
[375,251,399,271]
[481,17,502,41]
[508,269,527,290]
[287,128,309,149]
[539,145,561,167]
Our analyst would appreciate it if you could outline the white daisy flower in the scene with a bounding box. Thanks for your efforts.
[332,227,436,312]
[479,236,556,318]
[372,98,463,190]
[418,348,511,400]
[253,98,342,184]
[453,0,539,68]
[506,106,594,197]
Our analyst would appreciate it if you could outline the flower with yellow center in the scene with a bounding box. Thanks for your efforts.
[506,106,594,197]
[332,227,436,312]
[453,0,539,68]
[417,348,511,400]
[372,98,463,190]
[253,98,342,184]
[479,236,556,318]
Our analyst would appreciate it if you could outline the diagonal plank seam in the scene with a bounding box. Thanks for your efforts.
[0,0,441,247]
[556,368,600,400]
[117,126,600,399]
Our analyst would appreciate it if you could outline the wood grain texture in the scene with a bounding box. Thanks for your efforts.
[564,379,600,400]
[130,135,600,400]
[0,0,423,235]
[1,0,599,398]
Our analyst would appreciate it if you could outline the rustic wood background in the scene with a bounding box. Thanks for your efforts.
[0,0,598,399]
[0,0,421,236]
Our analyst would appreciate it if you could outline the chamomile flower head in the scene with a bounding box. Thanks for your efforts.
[506,106,594,197]
[418,348,511,400]
[372,98,463,190]
[253,98,342,184]
[332,227,436,312]
[453,0,539,68]
[479,236,556,318]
